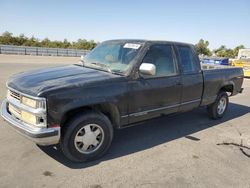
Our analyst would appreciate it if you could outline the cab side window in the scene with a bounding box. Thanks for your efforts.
[143,44,178,77]
[176,46,198,73]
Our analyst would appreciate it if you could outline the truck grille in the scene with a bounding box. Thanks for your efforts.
[8,90,21,102]
[5,88,47,127]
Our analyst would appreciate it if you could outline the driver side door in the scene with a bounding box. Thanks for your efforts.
[128,44,182,124]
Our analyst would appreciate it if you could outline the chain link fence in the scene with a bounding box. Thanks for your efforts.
[0,45,90,57]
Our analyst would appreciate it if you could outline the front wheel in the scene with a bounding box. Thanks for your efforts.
[60,111,113,162]
[207,91,229,119]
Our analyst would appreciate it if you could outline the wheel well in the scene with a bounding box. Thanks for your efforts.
[220,84,234,95]
[60,103,120,128]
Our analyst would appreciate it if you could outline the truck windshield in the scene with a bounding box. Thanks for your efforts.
[82,41,142,75]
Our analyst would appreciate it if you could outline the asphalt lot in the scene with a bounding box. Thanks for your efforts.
[0,54,250,188]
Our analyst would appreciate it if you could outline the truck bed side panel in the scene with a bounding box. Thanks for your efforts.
[201,67,244,106]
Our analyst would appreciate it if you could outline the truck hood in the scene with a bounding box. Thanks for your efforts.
[7,65,121,96]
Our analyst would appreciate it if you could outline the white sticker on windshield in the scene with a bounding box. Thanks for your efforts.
[123,43,141,49]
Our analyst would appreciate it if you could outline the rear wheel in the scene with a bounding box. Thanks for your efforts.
[60,111,113,162]
[207,91,229,119]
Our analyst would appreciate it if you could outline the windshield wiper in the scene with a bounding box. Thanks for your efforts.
[111,69,124,75]
[90,62,112,73]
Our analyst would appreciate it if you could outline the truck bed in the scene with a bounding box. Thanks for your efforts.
[200,64,244,106]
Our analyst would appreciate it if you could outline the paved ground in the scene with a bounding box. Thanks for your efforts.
[0,54,250,188]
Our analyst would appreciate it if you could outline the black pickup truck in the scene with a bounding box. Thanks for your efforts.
[1,40,244,162]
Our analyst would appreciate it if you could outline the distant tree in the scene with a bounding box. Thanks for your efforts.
[195,39,212,56]
[23,36,40,47]
[214,45,226,54]
[16,34,28,46]
[41,38,51,47]
[0,31,14,45]
[214,45,227,57]
[233,45,245,57]
[213,45,245,58]
[63,39,71,48]
[0,31,97,50]
[72,39,97,50]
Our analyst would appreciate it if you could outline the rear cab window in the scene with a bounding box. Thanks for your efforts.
[176,45,199,74]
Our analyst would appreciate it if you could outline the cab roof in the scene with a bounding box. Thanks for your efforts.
[104,39,194,47]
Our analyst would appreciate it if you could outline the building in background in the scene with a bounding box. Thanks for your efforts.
[232,49,250,77]
[238,49,250,59]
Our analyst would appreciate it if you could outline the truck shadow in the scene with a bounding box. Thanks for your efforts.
[38,102,250,169]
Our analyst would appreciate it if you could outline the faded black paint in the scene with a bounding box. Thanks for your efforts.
[6,40,244,128]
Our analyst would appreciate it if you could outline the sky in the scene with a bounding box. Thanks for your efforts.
[0,0,249,49]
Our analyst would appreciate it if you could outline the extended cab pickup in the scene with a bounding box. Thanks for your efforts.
[1,40,244,162]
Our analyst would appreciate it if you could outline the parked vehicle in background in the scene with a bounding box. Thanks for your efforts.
[201,57,229,66]
[1,40,244,162]
[232,59,250,77]
[231,48,250,77]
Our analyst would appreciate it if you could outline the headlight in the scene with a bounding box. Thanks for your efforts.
[21,96,46,109]
[21,96,37,108]
[8,103,45,127]
[21,110,37,125]
[21,110,46,127]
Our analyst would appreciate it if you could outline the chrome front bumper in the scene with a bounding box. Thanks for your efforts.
[1,99,60,146]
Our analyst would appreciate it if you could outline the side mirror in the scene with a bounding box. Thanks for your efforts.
[139,63,156,76]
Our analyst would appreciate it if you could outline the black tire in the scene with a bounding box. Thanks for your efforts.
[207,91,229,119]
[60,111,113,162]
